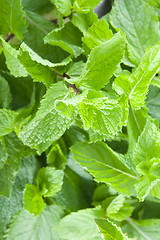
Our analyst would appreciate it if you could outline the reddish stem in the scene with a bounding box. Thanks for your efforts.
[5,34,14,42]
[54,72,80,95]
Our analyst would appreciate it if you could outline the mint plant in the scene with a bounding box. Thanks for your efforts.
[0,0,160,239]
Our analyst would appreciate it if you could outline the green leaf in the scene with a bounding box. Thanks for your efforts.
[18,82,74,150]
[18,43,71,87]
[71,141,138,196]
[110,0,160,65]
[0,109,17,137]
[0,155,41,238]
[133,121,160,168]
[73,0,102,11]
[106,195,134,221]
[78,33,125,90]
[23,11,70,64]
[135,175,160,201]
[0,133,24,197]
[95,218,128,240]
[22,0,53,14]
[133,121,160,200]
[5,205,64,240]
[23,184,45,216]
[71,9,98,34]
[55,207,104,240]
[44,22,83,58]
[50,0,72,16]
[0,36,28,78]
[53,155,94,212]
[0,75,11,108]
[146,86,160,124]
[113,44,160,110]
[78,91,122,138]
[127,107,147,154]
[0,139,8,170]
[123,218,160,240]
[36,167,64,197]
[0,0,27,40]
[82,19,113,50]
[47,139,67,170]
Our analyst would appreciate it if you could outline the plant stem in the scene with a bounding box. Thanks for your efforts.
[5,34,14,42]
[54,71,80,95]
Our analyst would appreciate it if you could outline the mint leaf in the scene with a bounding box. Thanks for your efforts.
[78,91,122,138]
[0,139,8,170]
[73,0,102,11]
[0,37,28,78]
[113,43,160,110]
[55,207,104,240]
[0,155,41,238]
[133,121,160,200]
[110,0,160,65]
[0,0,27,40]
[146,86,160,124]
[23,184,45,216]
[0,109,17,137]
[18,43,71,87]
[0,75,11,108]
[79,33,125,90]
[106,195,134,221]
[72,9,98,34]
[71,142,138,195]
[123,218,160,240]
[36,167,64,197]
[50,0,72,16]
[18,82,74,150]
[5,205,64,240]
[127,107,147,154]
[44,22,83,58]
[95,218,129,240]
[0,133,24,197]
[82,19,113,50]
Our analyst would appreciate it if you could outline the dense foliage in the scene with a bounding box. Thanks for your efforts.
[1,0,160,239]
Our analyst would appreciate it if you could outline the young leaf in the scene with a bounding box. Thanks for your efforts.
[133,121,160,168]
[133,121,160,200]
[113,43,160,110]
[18,82,74,150]
[73,0,102,11]
[110,0,160,65]
[36,167,64,197]
[71,9,98,34]
[71,141,139,196]
[23,184,45,216]
[78,91,122,138]
[0,0,27,40]
[5,205,64,240]
[106,195,134,221]
[44,22,83,58]
[50,0,72,16]
[82,19,113,50]
[78,32,125,90]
